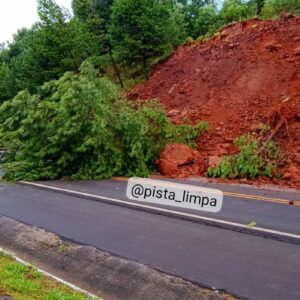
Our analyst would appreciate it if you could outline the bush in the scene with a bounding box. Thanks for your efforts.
[0,62,207,181]
[220,0,256,24]
[262,0,300,18]
[207,134,280,179]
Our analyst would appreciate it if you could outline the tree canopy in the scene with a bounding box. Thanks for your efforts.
[109,0,186,79]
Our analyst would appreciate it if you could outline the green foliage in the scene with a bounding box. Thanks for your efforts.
[92,0,115,23]
[220,0,256,24]
[194,5,220,38]
[255,0,266,15]
[262,0,300,18]
[0,0,100,103]
[109,0,186,79]
[72,0,93,21]
[207,134,280,179]
[0,62,15,102]
[0,62,207,181]
[37,0,69,25]
[168,122,208,148]
[180,0,211,38]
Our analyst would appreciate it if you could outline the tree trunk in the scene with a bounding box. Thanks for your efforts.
[108,46,124,88]
[142,58,149,80]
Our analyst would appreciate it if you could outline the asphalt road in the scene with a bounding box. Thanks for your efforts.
[24,178,300,236]
[0,180,300,300]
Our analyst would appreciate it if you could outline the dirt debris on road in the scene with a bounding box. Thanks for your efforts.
[132,16,300,188]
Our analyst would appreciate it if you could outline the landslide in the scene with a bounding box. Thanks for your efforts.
[132,15,300,187]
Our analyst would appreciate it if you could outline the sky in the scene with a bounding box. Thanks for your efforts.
[0,0,73,44]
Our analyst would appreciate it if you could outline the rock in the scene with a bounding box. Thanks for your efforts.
[160,144,194,166]
[156,159,180,177]
[167,109,180,117]
[265,44,279,52]
[251,122,262,132]
[283,171,292,179]
[283,165,300,182]
[222,143,232,150]
[168,84,178,94]
[224,137,233,142]
[208,156,223,168]
[157,144,207,177]
[293,47,300,56]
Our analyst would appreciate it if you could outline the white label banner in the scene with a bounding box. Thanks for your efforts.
[126,177,223,213]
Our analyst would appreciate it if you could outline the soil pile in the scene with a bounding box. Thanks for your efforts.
[132,15,300,187]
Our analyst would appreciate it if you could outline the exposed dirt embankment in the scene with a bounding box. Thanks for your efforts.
[132,15,300,188]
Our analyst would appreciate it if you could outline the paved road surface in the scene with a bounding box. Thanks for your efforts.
[25,178,300,236]
[0,180,299,300]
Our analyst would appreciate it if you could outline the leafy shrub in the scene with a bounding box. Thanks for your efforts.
[207,134,280,179]
[262,0,300,18]
[184,37,196,46]
[0,62,207,181]
[168,122,208,148]
[220,0,256,24]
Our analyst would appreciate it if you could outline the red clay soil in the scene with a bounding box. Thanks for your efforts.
[132,15,300,189]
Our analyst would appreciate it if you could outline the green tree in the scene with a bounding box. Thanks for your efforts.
[178,0,212,37]
[91,0,114,24]
[0,62,207,180]
[72,0,92,21]
[109,0,186,79]
[0,63,14,102]
[0,28,33,102]
[262,0,300,18]
[193,4,219,37]
[37,0,69,25]
[256,0,265,15]
[0,0,100,99]
[72,0,124,87]
[220,0,255,23]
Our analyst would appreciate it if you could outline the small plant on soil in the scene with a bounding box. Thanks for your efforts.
[259,123,271,134]
[207,134,281,179]
[167,121,208,148]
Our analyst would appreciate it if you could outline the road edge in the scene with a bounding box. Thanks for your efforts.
[0,216,239,300]
[19,181,300,245]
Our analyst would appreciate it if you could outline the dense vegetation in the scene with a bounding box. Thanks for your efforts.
[0,62,207,180]
[207,134,281,179]
[0,0,298,180]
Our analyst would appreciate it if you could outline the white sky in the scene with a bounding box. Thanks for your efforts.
[0,0,73,44]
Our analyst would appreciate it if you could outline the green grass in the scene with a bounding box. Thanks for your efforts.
[0,252,94,300]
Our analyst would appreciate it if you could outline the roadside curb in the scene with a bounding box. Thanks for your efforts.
[19,181,300,245]
[0,216,237,300]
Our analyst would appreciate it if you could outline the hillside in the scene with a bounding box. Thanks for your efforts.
[132,15,300,187]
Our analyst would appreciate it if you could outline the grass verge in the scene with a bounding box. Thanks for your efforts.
[0,251,94,300]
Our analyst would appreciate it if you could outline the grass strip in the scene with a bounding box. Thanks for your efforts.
[0,251,94,300]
